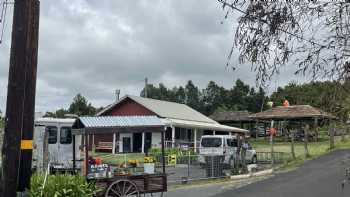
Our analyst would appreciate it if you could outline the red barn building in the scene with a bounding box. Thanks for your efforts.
[94,95,247,153]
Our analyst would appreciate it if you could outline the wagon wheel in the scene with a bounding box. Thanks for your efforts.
[104,179,140,197]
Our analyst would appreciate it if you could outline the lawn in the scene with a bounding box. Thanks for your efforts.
[249,133,350,170]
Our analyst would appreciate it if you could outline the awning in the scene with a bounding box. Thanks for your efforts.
[161,118,248,133]
[72,116,165,135]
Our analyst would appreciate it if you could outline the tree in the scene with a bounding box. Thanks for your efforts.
[219,0,350,84]
[68,94,96,116]
[44,108,68,118]
[185,80,203,112]
[202,81,228,115]
[175,86,186,104]
[229,79,250,110]
[44,94,97,118]
[0,109,4,129]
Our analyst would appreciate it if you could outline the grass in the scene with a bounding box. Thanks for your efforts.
[250,133,350,171]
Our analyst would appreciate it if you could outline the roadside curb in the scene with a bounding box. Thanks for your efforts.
[230,169,273,180]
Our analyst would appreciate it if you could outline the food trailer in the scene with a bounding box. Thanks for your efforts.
[72,116,167,197]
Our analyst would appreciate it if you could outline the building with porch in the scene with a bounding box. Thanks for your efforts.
[210,110,255,129]
[94,95,247,153]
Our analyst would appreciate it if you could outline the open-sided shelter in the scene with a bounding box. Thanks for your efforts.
[250,105,336,121]
[210,110,255,129]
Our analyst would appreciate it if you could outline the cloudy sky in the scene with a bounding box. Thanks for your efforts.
[0,0,307,113]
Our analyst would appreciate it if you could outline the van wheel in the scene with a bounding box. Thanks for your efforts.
[251,155,257,164]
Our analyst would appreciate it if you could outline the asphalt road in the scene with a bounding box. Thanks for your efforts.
[212,149,350,197]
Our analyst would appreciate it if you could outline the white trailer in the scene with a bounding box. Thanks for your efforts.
[32,118,81,172]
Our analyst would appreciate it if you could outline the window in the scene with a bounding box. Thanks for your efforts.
[201,137,222,147]
[60,127,72,144]
[227,139,238,147]
[46,126,57,144]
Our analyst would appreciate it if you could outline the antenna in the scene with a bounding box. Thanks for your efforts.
[115,89,120,101]
[144,77,148,98]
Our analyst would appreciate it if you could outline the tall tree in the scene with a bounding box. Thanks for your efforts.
[202,81,227,115]
[68,94,96,116]
[185,80,202,112]
[175,86,186,104]
[229,79,250,110]
[219,0,350,84]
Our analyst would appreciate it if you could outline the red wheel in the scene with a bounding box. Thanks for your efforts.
[104,179,140,197]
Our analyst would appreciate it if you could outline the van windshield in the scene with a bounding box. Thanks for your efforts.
[201,138,222,147]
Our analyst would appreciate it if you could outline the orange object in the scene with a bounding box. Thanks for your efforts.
[270,128,277,136]
[283,100,290,107]
[95,157,102,165]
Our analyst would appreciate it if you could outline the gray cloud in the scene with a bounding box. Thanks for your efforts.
[0,0,305,113]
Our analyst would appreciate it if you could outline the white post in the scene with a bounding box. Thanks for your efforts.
[92,134,95,153]
[213,130,216,135]
[172,126,175,148]
[142,132,145,153]
[112,133,116,154]
[194,129,197,152]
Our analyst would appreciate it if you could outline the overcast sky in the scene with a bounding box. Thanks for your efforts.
[0,0,308,114]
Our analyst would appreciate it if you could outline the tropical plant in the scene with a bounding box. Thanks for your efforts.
[29,174,100,197]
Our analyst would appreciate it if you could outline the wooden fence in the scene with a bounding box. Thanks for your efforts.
[256,151,291,164]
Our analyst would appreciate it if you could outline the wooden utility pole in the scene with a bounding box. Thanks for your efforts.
[304,124,310,158]
[1,0,40,196]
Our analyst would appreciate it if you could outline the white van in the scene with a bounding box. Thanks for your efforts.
[198,135,257,166]
[32,118,81,172]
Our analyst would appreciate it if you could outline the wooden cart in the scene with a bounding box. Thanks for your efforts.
[94,174,167,197]
[72,116,168,197]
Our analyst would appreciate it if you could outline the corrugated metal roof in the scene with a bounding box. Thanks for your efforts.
[78,115,164,128]
[35,118,75,124]
[161,118,248,133]
[97,95,217,124]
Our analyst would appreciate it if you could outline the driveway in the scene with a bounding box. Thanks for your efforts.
[211,149,350,197]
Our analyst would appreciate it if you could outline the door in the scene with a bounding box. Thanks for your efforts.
[123,137,131,152]
[58,126,73,168]
[46,126,59,164]
[133,133,142,153]
[144,132,152,154]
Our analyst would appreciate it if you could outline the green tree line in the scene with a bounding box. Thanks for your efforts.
[140,79,269,115]
[42,79,350,122]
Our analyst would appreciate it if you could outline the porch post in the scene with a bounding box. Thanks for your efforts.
[112,133,116,154]
[213,130,216,135]
[142,132,145,153]
[172,126,175,148]
[194,129,197,152]
[92,134,95,153]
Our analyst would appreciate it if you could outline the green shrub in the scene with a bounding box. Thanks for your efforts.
[29,174,100,197]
